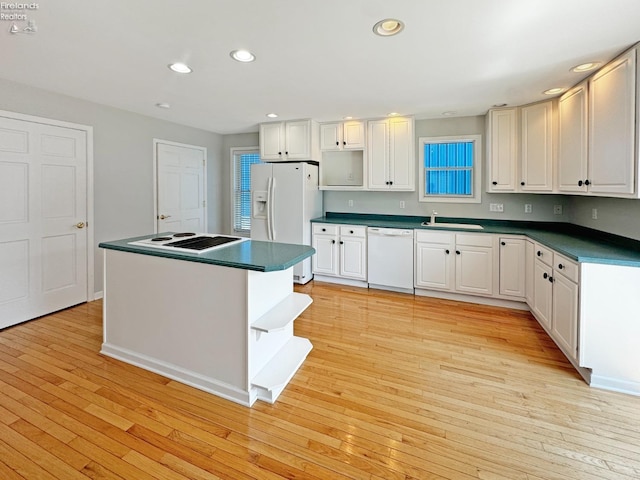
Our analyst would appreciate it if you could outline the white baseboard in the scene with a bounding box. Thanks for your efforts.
[93,290,104,300]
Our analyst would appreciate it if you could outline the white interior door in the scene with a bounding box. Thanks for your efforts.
[156,141,206,233]
[0,115,89,329]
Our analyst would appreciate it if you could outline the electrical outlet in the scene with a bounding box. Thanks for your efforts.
[524,204,532,214]
[554,204,563,215]
[592,208,598,220]
[348,199,353,207]
[399,201,405,209]
[490,203,504,212]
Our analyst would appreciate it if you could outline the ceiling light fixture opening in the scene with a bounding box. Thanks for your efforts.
[571,62,601,73]
[168,62,192,74]
[387,112,400,117]
[230,49,256,62]
[266,113,278,118]
[442,111,456,116]
[543,87,565,95]
[492,103,508,108]
[155,102,171,109]
[373,18,404,36]
[343,116,354,120]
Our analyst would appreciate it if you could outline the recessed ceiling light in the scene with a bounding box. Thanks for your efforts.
[373,18,404,36]
[343,116,354,120]
[168,62,192,74]
[266,113,278,118]
[543,87,565,95]
[492,103,508,108]
[442,111,456,116]
[230,49,256,62]
[571,62,601,73]
[387,112,400,117]
[155,102,170,109]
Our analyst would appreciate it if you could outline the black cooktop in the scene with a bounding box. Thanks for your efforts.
[165,235,241,251]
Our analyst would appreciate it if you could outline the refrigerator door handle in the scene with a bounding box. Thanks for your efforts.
[268,176,276,240]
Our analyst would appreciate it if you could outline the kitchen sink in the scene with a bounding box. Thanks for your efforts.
[420,222,484,230]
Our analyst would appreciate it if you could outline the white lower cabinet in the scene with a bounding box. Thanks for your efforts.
[531,243,579,363]
[415,231,493,296]
[312,224,366,282]
[498,237,525,298]
[524,239,535,305]
[415,231,454,290]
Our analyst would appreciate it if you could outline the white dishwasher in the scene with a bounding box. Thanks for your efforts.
[367,227,414,293]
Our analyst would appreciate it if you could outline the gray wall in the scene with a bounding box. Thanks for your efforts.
[0,78,224,294]
[324,116,571,222]
[567,195,640,241]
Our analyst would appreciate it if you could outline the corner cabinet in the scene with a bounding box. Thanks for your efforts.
[367,117,415,191]
[260,119,320,162]
[486,102,554,193]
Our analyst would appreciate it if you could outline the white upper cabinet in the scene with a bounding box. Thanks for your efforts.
[260,119,320,162]
[320,121,365,151]
[588,47,637,195]
[520,101,554,191]
[487,102,554,193]
[487,108,518,192]
[367,116,415,191]
[558,82,589,193]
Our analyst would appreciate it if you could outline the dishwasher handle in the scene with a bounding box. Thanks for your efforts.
[368,227,414,237]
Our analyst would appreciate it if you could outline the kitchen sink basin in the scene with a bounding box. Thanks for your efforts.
[420,222,484,230]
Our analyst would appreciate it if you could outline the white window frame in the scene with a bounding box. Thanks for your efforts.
[230,146,260,236]
[419,134,482,204]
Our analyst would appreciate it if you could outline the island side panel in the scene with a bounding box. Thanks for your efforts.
[102,249,250,404]
[580,262,640,395]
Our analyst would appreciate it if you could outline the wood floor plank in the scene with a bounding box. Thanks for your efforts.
[0,282,639,479]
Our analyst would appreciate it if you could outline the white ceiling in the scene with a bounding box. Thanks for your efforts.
[3,0,640,134]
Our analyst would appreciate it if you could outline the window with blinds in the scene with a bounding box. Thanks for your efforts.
[232,148,262,234]
[419,135,482,203]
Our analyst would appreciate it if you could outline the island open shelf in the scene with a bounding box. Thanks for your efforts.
[99,235,315,407]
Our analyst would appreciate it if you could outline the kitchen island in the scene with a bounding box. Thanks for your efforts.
[99,233,315,407]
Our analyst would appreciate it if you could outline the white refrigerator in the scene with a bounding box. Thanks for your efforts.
[251,162,323,284]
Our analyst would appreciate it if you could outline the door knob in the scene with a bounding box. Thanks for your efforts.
[158,214,172,220]
[75,222,85,229]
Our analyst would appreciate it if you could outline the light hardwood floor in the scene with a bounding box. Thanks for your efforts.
[0,281,639,479]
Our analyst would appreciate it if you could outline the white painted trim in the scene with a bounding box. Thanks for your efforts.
[101,343,252,406]
[590,374,640,396]
[93,291,104,300]
[152,139,208,234]
[312,275,369,288]
[0,109,96,302]
[229,146,259,236]
[414,287,529,310]
[418,134,483,204]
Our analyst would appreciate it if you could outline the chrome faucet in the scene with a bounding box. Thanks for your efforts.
[430,210,438,225]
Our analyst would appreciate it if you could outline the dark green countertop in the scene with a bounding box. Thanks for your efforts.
[99,234,315,272]
[312,213,640,267]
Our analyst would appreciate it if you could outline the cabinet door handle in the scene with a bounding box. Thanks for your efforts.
[322,228,326,232]
[584,179,591,186]
[543,272,548,279]
[456,250,461,255]
[331,240,335,244]
[389,181,393,185]
[537,250,542,257]
[548,276,554,283]
[492,181,498,185]
[578,180,583,187]
[500,241,506,246]
[285,151,289,155]
[343,141,346,145]
[520,181,525,186]
[445,249,450,254]
[336,141,339,146]
[340,241,344,245]
[350,230,354,234]
[558,264,564,270]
